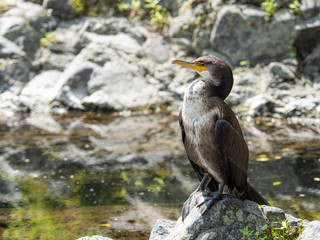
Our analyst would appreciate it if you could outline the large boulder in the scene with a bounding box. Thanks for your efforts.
[149,195,319,240]
[294,16,320,60]
[210,5,298,65]
[19,70,63,112]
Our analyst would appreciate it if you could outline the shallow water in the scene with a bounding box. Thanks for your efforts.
[0,113,319,240]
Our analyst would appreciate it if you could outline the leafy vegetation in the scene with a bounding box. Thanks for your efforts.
[240,218,303,240]
[289,0,302,15]
[261,0,278,22]
[40,32,58,46]
[144,0,168,30]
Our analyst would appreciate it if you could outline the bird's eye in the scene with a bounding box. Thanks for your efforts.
[200,63,206,67]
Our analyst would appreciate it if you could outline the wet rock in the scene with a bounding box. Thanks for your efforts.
[0,177,21,207]
[210,5,298,65]
[25,113,62,133]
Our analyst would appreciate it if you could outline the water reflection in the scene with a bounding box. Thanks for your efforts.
[0,113,319,239]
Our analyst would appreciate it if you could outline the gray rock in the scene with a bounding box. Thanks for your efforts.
[245,94,275,117]
[299,221,320,240]
[294,16,320,59]
[0,35,25,59]
[284,98,317,118]
[0,16,26,40]
[84,60,158,110]
[149,219,176,240]
[85,17,149,45]
[42,0,75,19]
[84,32,142,55]
[19,70,63,112]
[1,59,33,93]
[210,5,298,65]
[1,1,57,59]
[0,91,24,118]
[150,194,320,240]
[262,206,286,228]
[142,37,170,63]
[163,195,267,240]
[54,61,102,110]
[302,45,320,79]
[192,28,211,55]
[300,0,320,19]
[166,8,196,39]
[269,62,295,79]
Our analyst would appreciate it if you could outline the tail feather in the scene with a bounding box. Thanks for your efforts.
[234,182,269,205]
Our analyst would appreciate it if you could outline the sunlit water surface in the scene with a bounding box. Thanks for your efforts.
[0,113,319,240]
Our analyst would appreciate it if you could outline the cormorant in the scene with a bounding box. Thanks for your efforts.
[172,56,269,221]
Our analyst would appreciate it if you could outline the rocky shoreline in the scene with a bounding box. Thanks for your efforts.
[1,0,320,122]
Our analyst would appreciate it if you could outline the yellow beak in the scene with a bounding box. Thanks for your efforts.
[171,59,207,72]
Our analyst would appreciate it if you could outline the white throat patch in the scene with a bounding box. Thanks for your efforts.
[198,70,210,80]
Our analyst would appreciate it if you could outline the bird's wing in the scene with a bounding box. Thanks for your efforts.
[214,119,249,192]
[179,111,218,192]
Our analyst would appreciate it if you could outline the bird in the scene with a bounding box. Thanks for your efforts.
[171,56,269,221]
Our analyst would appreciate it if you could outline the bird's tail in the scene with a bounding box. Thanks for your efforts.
[234,182,269,205]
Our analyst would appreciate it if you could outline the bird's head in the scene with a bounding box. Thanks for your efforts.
[171,55,233,100]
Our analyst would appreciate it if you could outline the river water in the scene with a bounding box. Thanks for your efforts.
[0,113,319,240]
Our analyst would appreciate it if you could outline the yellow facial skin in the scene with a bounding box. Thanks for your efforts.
[171,60,207,72]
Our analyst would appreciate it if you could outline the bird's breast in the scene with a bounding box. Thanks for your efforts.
[182,98,223,183]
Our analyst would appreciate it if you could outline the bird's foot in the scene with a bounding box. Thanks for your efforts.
[182,189,205,222]
[181,190,221,221]
[197,191,222,216]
